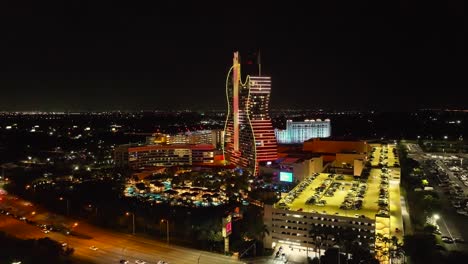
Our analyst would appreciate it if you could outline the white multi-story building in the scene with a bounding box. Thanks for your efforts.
[275,119,331,144]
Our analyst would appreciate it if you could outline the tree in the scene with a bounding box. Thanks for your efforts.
[375,233,392,262]
[403,234,439,263]
[135,182,146,190]
[241,207,269,242]
[194,217,224,251]
[423,224,437,234]
[349,242,379,264]
[389,236,404,264]
[309,225,335,258]
[422,194,440,213]
[334,228,356,262]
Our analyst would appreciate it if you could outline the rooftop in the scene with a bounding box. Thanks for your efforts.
[128,144,215,152]
[274,143,401,222]
[275,172,382,219]
[304,137,366,142]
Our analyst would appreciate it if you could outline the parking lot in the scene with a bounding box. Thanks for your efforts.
[276,170,387,220]
[405,144,468,251]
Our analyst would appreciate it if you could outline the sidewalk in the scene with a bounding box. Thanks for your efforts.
[400,187,413,235]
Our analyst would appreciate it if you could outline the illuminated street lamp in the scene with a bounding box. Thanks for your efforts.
[88,204,98,217]
[126,212,135,235]
[161,219,170,244]
[441,135,448,153]
[433,214,440,220]
[31,211,36,215]
[59,197,70,216]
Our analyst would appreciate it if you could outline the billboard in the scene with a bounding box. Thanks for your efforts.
[222,215,232,237]
[279,171,293,182]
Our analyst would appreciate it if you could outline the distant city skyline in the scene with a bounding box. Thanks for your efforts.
[0,2,464,111]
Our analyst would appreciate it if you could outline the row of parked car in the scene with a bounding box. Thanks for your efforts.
[306,178,334,206]
[430,159,468,216]
[278,173,320,208]
[377,171,390,217]
[340,180,368,210]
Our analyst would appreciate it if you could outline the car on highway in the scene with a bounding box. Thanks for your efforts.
[119,260,129,264]
[42,229,50,234]
[135,260,146,264]
[89,245,98,251]
[441,236,454,243]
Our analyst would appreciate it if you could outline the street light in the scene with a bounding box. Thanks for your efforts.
[433,214,440,220]
[161,219,170,244]
[88,204,98,217]
[126,212,135,235]
[59,197,70,216]
[443,136,448,153]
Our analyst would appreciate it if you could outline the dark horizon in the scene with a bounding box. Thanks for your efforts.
[0,1,464,111]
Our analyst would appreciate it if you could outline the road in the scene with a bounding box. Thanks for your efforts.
[0,184,243,264]
[433,187,468,252]
[0,215,242,264]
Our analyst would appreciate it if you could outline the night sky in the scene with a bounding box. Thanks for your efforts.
[0,1,464,111]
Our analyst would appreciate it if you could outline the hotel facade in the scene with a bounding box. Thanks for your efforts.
[223,52,277,175]
[275,119,331,144]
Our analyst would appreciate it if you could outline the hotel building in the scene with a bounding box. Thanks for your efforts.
[114,144,215,169]
[224,51,277,175]
[275,119,331,144]
[146,130,224,149]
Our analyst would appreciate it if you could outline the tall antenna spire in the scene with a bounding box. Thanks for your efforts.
[258,50,262,76]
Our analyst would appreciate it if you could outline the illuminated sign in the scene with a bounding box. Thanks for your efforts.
[222,215,232,237]
[279,171,293,182]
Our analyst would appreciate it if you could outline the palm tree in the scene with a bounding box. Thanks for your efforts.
[334,228,355,263]
[309,229,321,259]
[375,234,391,263]
[389,236,405,264]
[309,224,335,260]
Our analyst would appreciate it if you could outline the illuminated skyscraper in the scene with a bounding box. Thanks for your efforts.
[223,51,277,175]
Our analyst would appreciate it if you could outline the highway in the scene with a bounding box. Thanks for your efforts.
[0,185,243,264]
